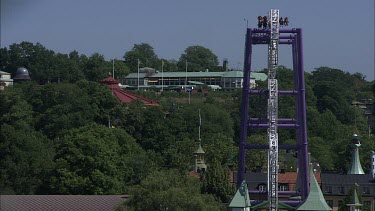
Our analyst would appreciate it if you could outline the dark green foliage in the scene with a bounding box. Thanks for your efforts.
[0,125,55,194]
[123,43,159,72]
[1,41,374,202]
[121,169,222,210]
[0,42,128,83]
[177,45,219,71]
[49,124,151,194]
[338,186,370,211]
[201,159,234,203]
[0,90,54,194]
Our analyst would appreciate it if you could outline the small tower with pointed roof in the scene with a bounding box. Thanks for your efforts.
[194,143,207,173]
[347,134,365,175]
[346,184,362,211]
[194,109,207,173]
[297,153,332,211]
[228,180,251,211]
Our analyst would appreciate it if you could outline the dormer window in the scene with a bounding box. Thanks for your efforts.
[325,186,332,193]
[278,184,289,191]
[258,184,267,191]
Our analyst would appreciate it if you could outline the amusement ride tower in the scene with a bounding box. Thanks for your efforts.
[237,9,309,210]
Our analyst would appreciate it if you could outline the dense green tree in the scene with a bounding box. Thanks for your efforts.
[201,159,234,203]
[0,90,54,194]
[82,53,109,81]
[121,169,222,210]
[160,59,178,72]
[4,42,55,81]
[9,81,124,139]
[203,133,237,166]
[52,53,84,82]
[338,186,370,211]
[308,137,335,170]
[245,134,268,172]
[177,45,219,71]
[0,125,55,194]
[49,124,149,194]
[123,43,159,72]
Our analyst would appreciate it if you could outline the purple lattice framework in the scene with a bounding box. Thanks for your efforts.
[238,28,309,206]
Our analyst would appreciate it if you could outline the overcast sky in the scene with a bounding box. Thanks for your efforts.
[1,0,374,80]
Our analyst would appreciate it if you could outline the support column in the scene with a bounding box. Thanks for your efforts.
[296,28,309,199]
[237,28,253,187]
[292,37,302,193]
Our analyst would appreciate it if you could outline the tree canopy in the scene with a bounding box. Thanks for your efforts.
[0,42,374,209]
[123,43,159,72]
[177,45,219,72]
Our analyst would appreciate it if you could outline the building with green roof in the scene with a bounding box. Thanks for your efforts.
[346,184,362,211]
[347,134,365,175]
[297,163,332,211]
[122,68,267,91]
[229,180,251,211]
[0,70,13,89]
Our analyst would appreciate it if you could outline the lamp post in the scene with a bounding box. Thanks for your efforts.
[185,59,188,86]
[112,58,115,79]
[137,59,140,91]
[161,60,164,92]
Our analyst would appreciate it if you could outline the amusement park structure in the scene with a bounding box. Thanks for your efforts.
[237,9,309,209]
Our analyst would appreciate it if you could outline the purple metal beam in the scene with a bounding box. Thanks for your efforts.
[292,37,302,194]
[252,35,295,40]
[237,28,252,188]
[296,28,309,199]
[249,118,296,122]
[237,27,310,203]
[249,90,298,95]
[249,190,299,195]
[248,123,299,129]
[250,200,302,207]
[250,28,298,33]
[253,40,293,45]
[245,144,298,150]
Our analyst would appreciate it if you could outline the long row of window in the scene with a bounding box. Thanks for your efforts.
[123,77,246,88]
[324,186,371,194]
[258,184,289,191]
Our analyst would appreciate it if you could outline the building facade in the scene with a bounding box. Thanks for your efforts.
[122,69,267,91]
[0,71,13,90]
[321,174,374,211]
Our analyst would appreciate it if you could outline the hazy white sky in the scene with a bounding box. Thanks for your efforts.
[1,0,374,80]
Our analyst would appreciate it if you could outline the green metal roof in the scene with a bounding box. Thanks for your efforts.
[228,180,251,208]
[297,164,332,211]
[347,185,362,207]
[188,81,204,85]
[124,71,267,81]
[222,71,243,78]
[0,71,11,75]
[347,146,365,175]
[251,72,268,81]
[194,143,205,154]
[0,78,13,82]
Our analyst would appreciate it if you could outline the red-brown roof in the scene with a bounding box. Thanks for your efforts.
[99,77,158,106]
[0,195,128,211]
[278,172,321,191]
[188,171,201,178]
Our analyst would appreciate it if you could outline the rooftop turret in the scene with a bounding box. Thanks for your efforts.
[347,134,365,175]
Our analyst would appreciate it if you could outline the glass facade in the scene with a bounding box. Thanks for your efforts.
[123,72,264,90]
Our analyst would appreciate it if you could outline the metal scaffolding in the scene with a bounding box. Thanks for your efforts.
[267,9,280,211]
[237,11,309,209]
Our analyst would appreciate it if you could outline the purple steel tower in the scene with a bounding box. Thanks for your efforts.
[237,28,309,206]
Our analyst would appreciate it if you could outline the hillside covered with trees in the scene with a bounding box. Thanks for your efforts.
[0,42,374,209]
